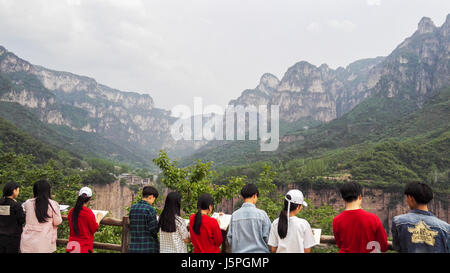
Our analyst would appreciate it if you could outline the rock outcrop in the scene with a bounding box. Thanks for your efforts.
[91,180,136,219]
[0,46,204,162]
[230,15,450,124]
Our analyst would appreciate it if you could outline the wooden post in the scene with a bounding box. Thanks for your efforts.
[121,216,129,253]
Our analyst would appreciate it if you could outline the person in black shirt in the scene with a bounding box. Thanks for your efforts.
[0,182,25,253]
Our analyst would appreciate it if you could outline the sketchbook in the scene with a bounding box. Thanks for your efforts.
[59,205,70,212]
[183,214,231,231]
[211,212,232,230]
[91,210,109,222]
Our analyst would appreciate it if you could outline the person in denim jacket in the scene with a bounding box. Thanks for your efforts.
[392,182,449,253]
[227,184,272,253]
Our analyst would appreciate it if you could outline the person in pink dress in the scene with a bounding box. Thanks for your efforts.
[20,180,62,253]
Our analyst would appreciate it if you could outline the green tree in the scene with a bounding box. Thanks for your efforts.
[0,152,83,205]
[297,199,340,235]
[255,164,283,221]
[153,151,245,215]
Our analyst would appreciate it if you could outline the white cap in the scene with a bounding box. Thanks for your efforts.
[79,187,92,198]
[285,189,307,232]
[285,189,308,207]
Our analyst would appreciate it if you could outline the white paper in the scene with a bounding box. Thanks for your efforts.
[91,210,108,222]
[183,215,231,230]
[311,228,322,245]
[211,212,232,230]
[59,205,70,212]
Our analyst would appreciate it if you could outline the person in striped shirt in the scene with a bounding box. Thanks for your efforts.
[158,192,190,253]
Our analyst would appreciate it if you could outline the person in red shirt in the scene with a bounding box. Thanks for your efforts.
[189,193,223,253]
[66,187,102,253]
[333,182,388,253]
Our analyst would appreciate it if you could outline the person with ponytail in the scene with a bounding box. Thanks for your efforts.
[189,193,222,253]
[66,187,102,253]
[20,180,62,253]
[268,189,316,253]
[0,181,25,253]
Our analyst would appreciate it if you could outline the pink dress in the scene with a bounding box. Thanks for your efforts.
[20,198,62,253]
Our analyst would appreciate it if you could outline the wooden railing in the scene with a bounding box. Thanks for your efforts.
[318,235,394,251]
[57,215,129,253]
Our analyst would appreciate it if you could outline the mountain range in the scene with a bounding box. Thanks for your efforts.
[182,15,450,166]
[0,15,449,169]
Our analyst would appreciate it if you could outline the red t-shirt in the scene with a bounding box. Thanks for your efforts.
[189,214,223,253]
[333,209,388,253]
[66,207,99,253]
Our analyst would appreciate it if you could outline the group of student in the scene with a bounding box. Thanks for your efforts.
[126,181,449,254]
[124,184,316,253]
[0,180,63,253]
[0,180,102,253]
[0,179,449,253]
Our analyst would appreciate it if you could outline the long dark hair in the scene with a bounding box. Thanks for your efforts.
[158,192,182,232]
[72,193,91,236]
[193,193,215,235]
[33,180,56,223]
[0,181,20,204]
[277,199,300,239]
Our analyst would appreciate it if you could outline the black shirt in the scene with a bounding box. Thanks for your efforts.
[0,197,25,237]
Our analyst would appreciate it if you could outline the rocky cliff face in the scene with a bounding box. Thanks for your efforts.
[230,56,384,123]
[230,15,450,124]
[0,46,202,163]
[370,16,450,106]
[90,180,136,219]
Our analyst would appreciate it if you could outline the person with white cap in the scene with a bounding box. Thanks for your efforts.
[268,189,316,253]
[66,186,102,253]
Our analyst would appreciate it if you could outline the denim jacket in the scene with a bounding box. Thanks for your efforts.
[226,203,272,253]
[391,209,449,253]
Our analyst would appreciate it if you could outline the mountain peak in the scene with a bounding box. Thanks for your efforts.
[293,60,315,68]
[417,17,436,34]
[256,73,279,95]
[319,63,329,70]
[259,73,279,85]
[442,13,450,28]
[0,45,6,56]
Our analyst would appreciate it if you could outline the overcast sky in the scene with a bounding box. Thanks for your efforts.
[0,0,449,111]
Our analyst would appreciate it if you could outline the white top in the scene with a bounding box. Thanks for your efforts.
[159,215,190,253]
[268,216,316,253]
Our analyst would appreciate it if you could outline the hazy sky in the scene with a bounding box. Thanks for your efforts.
[0,0,449,110]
